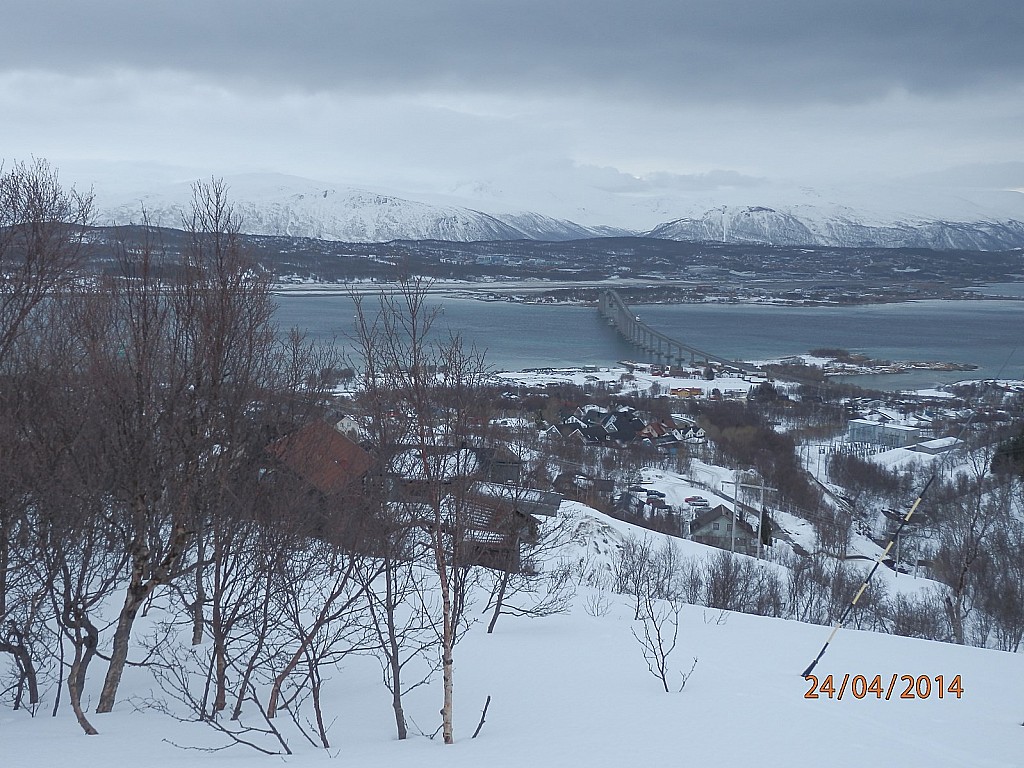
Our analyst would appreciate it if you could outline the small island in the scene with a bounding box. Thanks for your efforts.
[767,348,978,379]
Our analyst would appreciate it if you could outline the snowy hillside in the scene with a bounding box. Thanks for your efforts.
[3,501,1021,767]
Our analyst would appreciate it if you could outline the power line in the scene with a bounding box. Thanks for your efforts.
[801,475,934,678]
[800,338,1023,677]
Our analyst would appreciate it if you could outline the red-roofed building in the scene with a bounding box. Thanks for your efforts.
[268,420,373,496]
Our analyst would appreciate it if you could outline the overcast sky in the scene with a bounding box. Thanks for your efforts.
[3,0,1022,214]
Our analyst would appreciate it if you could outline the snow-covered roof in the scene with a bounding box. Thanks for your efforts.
[469,481,562,517]
[390,448,479,480]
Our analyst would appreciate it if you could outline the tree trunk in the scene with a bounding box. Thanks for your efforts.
[441,640,454,744]
[945,594,966,645]
[435,533,455,744]
[0,520,9,618]
[391,672,408,741]
[213,629,228,713]
[487,570,510,634]
[192,523,206,646]
[96,581,145,713]
[67,618,99,735]
[232,568,274,721]
[69,651,98,735]
[267,611,330,718]
[383,570,409,739]
[209,532,227,714]
[0,639,40,709]
[97,523,190,713]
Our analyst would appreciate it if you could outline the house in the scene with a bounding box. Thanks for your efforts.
[600,409,646,443]
[265,420,377,543]
[467,481,562,518]
[909,436,964,455]
[636,419,678,442]
[543,423,584,441]
[547,404,655,447]
[553,472,615,504]
[579,423,612,444]
[905,414,935,432]
[385,442,563,571]
[456,482,561,571]
[475,444,524,483]
[613,490,646,516]
[671,414,703,432]
[670,386,704,398]
[388,446,480,500]
[681,424,707,443]
[638,417,700,454]
[847,418,922,448]
[335,414,368,442]
[269,422,553,572]
[689,504,759,557]
[268,420,373,497]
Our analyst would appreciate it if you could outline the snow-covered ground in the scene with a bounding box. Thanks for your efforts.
[4,504,1021,768]
[495,364,755,398]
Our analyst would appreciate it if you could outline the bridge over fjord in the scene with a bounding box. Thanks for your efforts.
[597,289,758,374]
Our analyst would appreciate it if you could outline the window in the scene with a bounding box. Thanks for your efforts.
[713,522,720,530]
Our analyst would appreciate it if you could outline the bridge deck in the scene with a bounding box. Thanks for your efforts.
[598,289,757,372]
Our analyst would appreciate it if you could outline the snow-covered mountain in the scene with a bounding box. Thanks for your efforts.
[94,172,1024,248]
[647,204,1024,250]
[99,174,624,243]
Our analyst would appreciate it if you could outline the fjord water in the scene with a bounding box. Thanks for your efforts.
[273,294,1024,390]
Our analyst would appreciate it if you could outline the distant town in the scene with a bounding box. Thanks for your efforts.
[84,224,1024,307]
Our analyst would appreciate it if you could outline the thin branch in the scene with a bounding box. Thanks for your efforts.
[471,695,492,739]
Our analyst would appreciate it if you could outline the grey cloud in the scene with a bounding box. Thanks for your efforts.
[903,162,1024,189]
[644,171,767,191]
[515,163,765,195]
[6,1,1023,104]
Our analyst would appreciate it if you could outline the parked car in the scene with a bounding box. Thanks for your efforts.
[646,490,667,498]
[627,485,647,493]
[684,495,706,503]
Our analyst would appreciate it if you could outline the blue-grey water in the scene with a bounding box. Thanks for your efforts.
[970,282,1024,299]
[273,293,1024,391]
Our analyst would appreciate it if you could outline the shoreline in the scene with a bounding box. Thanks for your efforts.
[272,279,1024,308]
[493,362,1024,395]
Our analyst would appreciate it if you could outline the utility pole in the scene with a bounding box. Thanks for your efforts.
[721,476,776,557]
[721,475,738,554]
[737,480,777,559]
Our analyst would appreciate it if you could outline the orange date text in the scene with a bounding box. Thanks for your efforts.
[803,674,963,701]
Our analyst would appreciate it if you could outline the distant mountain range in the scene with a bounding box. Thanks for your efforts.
[648,205,1024,251]
[97,173,1024,250]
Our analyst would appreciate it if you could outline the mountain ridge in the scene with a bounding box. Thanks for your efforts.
[648,204,1024,250]
[95,172,1024,249]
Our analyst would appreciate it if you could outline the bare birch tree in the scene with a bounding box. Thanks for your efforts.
[92,180,334,713]
[0,158,92,361]
[349,278,493,744]
[0,160,92,709]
